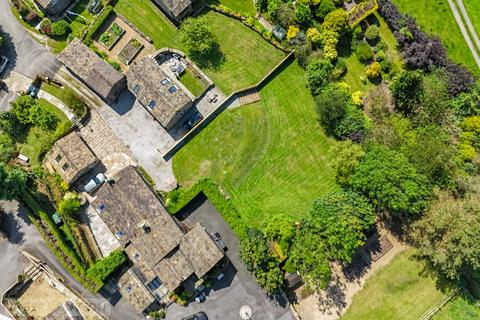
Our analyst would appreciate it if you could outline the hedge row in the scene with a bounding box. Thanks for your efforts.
[83,5,113,46]
[347,0,379,27]
[86,249,126,282]
[165,178,248,240]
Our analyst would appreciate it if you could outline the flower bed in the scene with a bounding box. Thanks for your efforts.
[118,38,143,65]
[99,22,125,49]
[347,0,379,27]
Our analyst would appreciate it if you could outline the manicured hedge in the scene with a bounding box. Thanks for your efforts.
[166,178,248,240]
[87,249,127,282]
[83,6,113,46]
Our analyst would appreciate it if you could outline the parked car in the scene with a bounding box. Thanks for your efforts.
[211,232,227,252]
[84,173,106,194]
[0,56,9,75]
[181,312,208,320]
[26,84,38,98]
[183,112,203,132]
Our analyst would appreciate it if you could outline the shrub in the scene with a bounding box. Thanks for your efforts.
[364,24,379,41]
[306,27,322,46]
[316,0,336,20]
[295,3,312,27]
[28,103,59,131]
[40,18,52,35]
[306,59,333,95]
[286,25,300,40]
[355,41,373,62]
[365,61,382,78]
[59,88,87,117]
[58,193,81,218]
[332,58,347,80]
[0,133,14,163]
[51,20,71,37]
[86,249,127,282]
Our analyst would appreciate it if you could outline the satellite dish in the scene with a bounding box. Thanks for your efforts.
[240,305,252,320]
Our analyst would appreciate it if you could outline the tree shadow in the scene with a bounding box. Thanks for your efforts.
[0,27,18,80]
[316,275,347,317]
[191,43,225,71]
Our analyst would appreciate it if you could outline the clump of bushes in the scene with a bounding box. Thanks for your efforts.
[86,249,127,283]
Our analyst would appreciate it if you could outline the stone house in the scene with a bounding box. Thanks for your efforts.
[58,38,127,104]
[44,131,99,185]
[126,56,194,129]
[92,166,225,314]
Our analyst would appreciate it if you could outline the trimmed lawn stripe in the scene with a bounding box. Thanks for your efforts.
[212,0,257,16]
[173,62,339,227]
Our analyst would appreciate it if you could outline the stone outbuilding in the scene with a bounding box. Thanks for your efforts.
[35,0,72,16]
[58,38,127,104]
[152,0,195,24]
[44,131,99,184]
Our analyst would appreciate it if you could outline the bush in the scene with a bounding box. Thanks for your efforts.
[40,18,52,35]
[332,58,347,80]
[316,0,336,20]
[86,249,127,282]
[58,193,81,218]
[355,41,373,62]
[0,133,14,163]
[364,24,379,41]
[51,20,71,37]
[306,59,333,95]
[295,3,312,27]
[365,61,382,78]
[59,88,87,117]
[28,103,59,131]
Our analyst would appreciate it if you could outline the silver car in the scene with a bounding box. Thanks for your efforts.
[84,173,106,194]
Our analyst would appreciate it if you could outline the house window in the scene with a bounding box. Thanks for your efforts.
[168,85,177,93]
[161,78,170,85]
[146,277,162,292]
[55,154,62,163]
[96,203,106,213]
[61,163,69,171]
[132,84,140,94]
[115,230,125,239]
[148,100,156,110]
[133,252,140,260]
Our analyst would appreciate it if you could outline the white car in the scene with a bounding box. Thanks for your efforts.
[0,56,9,75]
[84,173,106,194]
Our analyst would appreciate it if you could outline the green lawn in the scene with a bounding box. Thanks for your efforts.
[211,0,257,16]
[341,13,402,94]
[18,99,71,166]
[114,0,285,93]
[173,62,339,227]
[434,295,480,320]
[464,0,480,49]
[342,249,446,320]
[392,0,479,76]
[68,0,94,38]
[179,68,208,97]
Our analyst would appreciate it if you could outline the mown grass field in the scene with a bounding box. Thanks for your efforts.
[464,0,480,42]
[114,0,285,93]
[342,249,445,320]
[211,0,257,15]
[173,62,339,227]
[392,0,479,75]
[434,294,480,320]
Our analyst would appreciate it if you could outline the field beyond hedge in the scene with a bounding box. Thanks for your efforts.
[392,0,479,75]
[173,62,339,227]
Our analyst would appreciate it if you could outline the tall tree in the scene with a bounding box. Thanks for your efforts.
[290,191,376,289]
[410,192,480,286]
[347,146,431,215]
[390,70,423,115]
[180,17,218,60]
[0,164,27,200]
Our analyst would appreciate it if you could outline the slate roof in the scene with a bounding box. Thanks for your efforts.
[45,131,98,184]
[58,38,126,102]
[92,166,183,266]
[126,57,192,128]
[163,0,192,16]
[45,302,84,320]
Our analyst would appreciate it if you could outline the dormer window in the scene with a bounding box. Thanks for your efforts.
[55,154,62,163]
